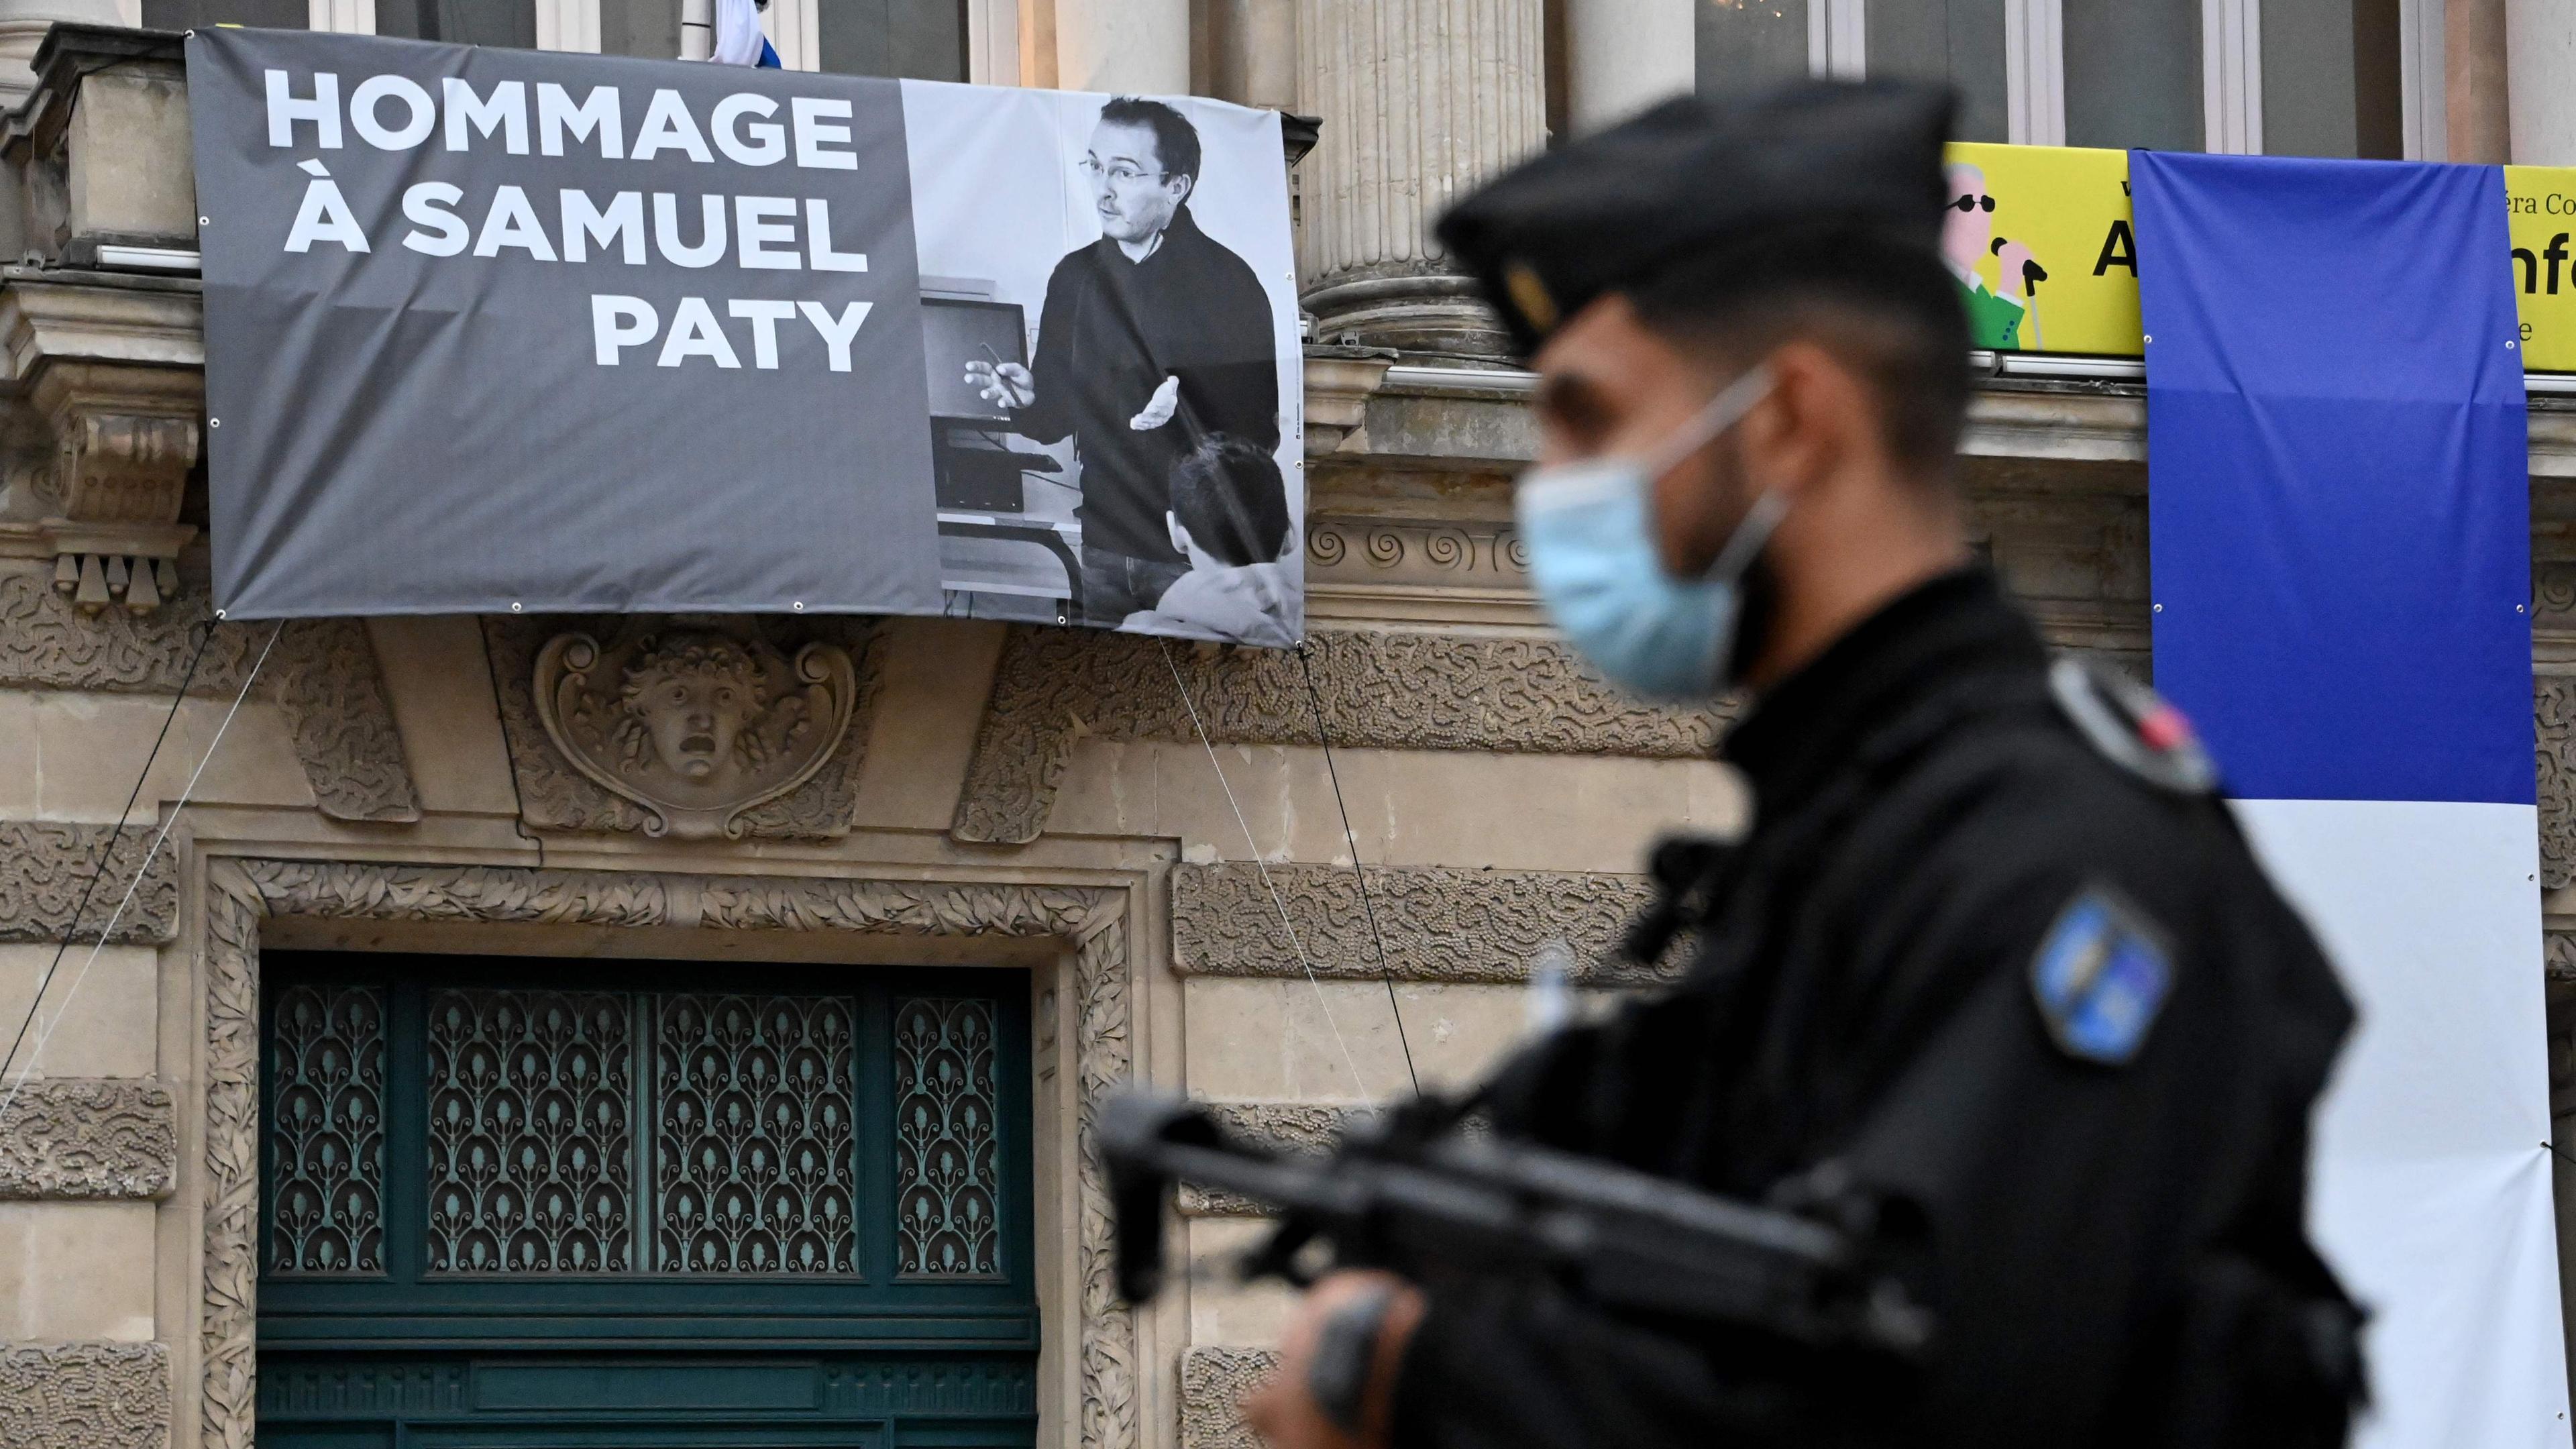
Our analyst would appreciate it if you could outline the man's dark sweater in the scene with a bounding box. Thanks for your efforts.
[1012,204,1280,563]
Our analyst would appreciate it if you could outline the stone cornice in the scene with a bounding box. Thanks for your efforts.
[0,1078,176,1200]
[0,270,203,384]
[1170,861,1667,985]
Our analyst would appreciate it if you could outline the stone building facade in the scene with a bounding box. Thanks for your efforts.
[6,2,2576,1448]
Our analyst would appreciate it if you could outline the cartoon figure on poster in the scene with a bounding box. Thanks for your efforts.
[1945,162,2051,350]
[913,83,1301,645]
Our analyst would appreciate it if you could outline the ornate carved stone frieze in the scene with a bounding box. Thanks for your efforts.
[1178,1346,1281,1449]
[1181,1100,1368,1218]
[953,627,1725,845]
[0,820,180,945]
[0,566,254,694]
[268,620,422,824]
[532,623,860,839]
[0,1340,171,1449]
[201,860,1137,1449]
[484,615,883,841]
[2541,678,2576,892]
[1171,861,1664,985]
[199,880,260,1449]
[233,859,671,929]
[0,1078,176,1199]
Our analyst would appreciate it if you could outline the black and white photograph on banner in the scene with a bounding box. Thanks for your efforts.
[903,83,1303,644]
[184,27,1302,647]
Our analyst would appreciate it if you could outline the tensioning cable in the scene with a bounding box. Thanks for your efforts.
[1158,638,1371,1094]
[1293,641,1419,1095]
[0,620,283,1125]
[0,619,215,1089]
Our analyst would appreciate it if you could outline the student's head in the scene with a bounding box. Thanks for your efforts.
[1089,97,1201,244]
[1167,434,1291,569]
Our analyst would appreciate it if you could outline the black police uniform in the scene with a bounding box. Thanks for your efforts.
[1388,82,2365,1449]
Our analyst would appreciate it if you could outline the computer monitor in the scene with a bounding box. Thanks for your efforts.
[922,298,1029,422]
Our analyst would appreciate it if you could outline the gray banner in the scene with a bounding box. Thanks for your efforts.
[191,28,941,616]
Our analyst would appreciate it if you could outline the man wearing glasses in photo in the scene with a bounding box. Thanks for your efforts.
[966,97,1283,626]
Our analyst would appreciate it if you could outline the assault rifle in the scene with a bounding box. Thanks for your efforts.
[1101,1090,1933,1356]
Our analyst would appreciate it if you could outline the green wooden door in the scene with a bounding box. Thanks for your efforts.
[255,952,1037,1449]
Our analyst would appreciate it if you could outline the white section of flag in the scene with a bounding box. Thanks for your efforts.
[2234,798,2569,1449]
[710,0,765,66]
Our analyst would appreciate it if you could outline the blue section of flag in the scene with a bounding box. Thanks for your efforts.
[2136,152,2534,805]
[759,36,780,67]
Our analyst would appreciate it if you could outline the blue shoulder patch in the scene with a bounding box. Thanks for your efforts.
[2029,887,2174,1066]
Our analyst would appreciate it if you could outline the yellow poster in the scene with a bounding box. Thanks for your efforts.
[1945,144,2576,373]
[2504,166,2576,371]
[1941,142,2141,356]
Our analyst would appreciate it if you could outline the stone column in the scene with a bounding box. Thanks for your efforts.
[2506,0,2576,164]
[1564,0,1693,134]
[2448,0,2510,162]
[1054,0,1189,95]
[0,0,119,107]
[1297,0,1547,358]
[1205,0,1297,111]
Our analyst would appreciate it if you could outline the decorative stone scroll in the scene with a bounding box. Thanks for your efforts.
[1178,1346,1281,1449]
[1304,517,1525,591]
[201,859,1139,1449]
[484,615,883,840]
[268,620,422,824]
[0,1078,176,1200]
[1171,861,1664,985]
[0,820,182,945]
[0,1340,171,1449]
[953,626,1726,845]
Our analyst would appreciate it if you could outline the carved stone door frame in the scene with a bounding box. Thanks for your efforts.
[193,855,1144,1449]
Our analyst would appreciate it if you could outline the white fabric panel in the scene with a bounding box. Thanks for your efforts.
[2233,798,2569,1449]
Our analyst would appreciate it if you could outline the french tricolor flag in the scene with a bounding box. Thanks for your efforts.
[2139,152,2568,1448]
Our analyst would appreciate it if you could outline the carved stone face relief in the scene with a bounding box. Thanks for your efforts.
[533,623,857,839]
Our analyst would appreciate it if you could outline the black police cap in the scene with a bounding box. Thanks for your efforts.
[1435,80,1955,357]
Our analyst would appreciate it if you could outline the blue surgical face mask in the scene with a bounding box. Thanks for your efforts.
[1514,366,1784,700]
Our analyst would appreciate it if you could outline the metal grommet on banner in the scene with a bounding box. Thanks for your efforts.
[207,418,219,428]
[510,602,523,613]
[793,601,805,612]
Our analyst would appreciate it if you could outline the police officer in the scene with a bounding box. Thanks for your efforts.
[1242,80,2363,1449]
